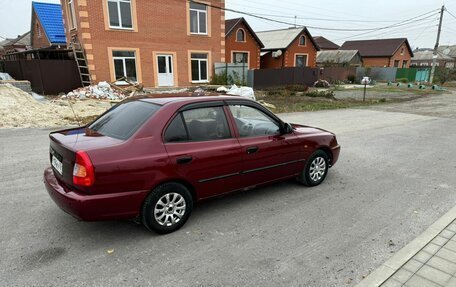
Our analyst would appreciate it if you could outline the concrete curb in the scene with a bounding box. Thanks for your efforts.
[356,205,456,287]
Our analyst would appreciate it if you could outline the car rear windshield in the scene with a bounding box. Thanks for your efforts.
[88,100,160,140]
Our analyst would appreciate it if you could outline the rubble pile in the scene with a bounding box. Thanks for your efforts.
[63,77,145,100]
[63,81,124,100]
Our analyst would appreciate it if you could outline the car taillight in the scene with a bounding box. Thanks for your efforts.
[73,151,95,187]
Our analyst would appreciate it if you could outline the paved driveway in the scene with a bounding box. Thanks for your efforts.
[1,91,456,286]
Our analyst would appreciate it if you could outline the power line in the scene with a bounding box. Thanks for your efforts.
[333,12,439,41]
[445,8,456,20]
[209,2,440,33]
[240,13,402,23]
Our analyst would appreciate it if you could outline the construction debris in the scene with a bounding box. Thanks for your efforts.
[63,78,145,100]
[226,84,256,100]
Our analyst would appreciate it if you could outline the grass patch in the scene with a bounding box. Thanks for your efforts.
[260,94,387,113]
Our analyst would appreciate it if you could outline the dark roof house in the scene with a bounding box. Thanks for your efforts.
[31,2,66,48]
[313,36,339,50]
[340,38,413,68]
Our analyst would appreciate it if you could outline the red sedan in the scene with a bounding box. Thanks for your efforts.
[44,96,340,234]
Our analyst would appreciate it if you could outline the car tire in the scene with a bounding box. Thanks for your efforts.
[298,150,329,187]
[141,182,193,234]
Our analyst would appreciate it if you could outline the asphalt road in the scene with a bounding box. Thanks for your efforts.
[1,91,456,287]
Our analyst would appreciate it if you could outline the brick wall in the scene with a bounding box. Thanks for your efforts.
[363,57,391,68]
[260,33,317,69]
[61,0,224,88]
[32,11,51,49]
[362,43,412,68]
[389,43,412,68]
[225,22,261,69]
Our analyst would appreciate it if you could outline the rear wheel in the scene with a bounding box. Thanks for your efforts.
[142,182,193,234]
[298,150,329,187]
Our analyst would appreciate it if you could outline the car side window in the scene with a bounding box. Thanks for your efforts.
[165,106,231,143]
[229,105,280,137]
[164,114,188,143]
[183,107,231,141]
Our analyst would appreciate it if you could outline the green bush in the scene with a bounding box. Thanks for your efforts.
[347,74,356,83]
[435,67,456,85]
[397,78,409,83]
[304,90,335,99]
[211,71,228,85]
[285,84,309,92]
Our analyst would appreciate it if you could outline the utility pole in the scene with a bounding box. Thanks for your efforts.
[430,5,445,84]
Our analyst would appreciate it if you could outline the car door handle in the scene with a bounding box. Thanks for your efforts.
[246,146,259,154]
[176,156,193,165]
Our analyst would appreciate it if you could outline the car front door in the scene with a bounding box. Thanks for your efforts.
[227,102,303,189]
[164,103,243,199]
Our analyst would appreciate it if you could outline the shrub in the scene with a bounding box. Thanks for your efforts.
[397,78,409,83]
[347,74,356,83]
[305,90,335,99]
[211,71,228,85]
[285,84,309,92]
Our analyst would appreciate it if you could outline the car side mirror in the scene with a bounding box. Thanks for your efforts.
[281,123,293,134]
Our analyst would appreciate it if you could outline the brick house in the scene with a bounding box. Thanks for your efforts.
[59,0,225,88]
[225,17,264,69]
[340,38,413,68]
[31,2,67,49]
[256,27,319,69]
[411,47,456,68]
[313,36,339,50]
[0,32,31,57]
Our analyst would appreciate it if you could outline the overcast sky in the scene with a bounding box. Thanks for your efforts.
[1,0,455,49]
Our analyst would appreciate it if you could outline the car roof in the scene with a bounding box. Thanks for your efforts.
[135,95,252,106]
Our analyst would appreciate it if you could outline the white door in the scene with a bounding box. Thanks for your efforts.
[157,55,174,87]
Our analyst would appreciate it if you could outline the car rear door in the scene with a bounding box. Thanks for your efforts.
[227,102,303,189]
[163,102,243,199]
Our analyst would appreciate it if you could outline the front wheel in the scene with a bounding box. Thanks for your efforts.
[141,182,193,234]
[298,150,329,187]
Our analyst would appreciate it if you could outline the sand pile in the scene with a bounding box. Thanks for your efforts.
[0,84,111,128]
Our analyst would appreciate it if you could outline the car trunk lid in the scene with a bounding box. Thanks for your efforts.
[49,127,123,189]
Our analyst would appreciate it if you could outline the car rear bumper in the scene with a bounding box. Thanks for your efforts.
[43,167,149,221]
[330,145,341,166]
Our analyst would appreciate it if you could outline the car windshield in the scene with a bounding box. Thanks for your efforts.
[88,100,160,140]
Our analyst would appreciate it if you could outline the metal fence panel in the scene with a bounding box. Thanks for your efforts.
[251,67,319,89]
[3,59,81,94]
[214,63,248,85]
[356,67,397,82]
[320,67,357,83]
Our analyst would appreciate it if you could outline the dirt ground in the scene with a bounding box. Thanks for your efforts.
[0,84,111,128]
[367,88,456,119]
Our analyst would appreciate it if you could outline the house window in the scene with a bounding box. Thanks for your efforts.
[191,53,208,82]
[393,60,400,67]
[36,23,41,38]
[400,48,405,55]
[68,0,77,30]
[295,54,308,67]
[236,29,245,42]
[108,0,133,29]
[190,2,207,35]
[233,52,248,65]
[402,60,408,68]
[113,50,137,81]
[299,35,306,46]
